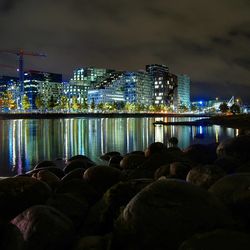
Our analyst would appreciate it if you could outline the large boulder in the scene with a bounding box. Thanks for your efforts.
[11,205,75,250]
[0,177,51,221]
[120,154,146,170]
[46,193,89,229]
[81,179,153,235]
[209,173,250,229]
[55,179,100,205]
[83,166,124,195]
[26,167,65,179]
[111,179,232,250]
[0,222,24,250]
[216,135,250,163]
[184,143,217,165]
[178,229,250,250]
[32,169,60,190]
[186,165,226,189]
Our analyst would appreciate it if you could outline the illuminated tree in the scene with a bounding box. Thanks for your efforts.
[60,96,69,110]
[82,98,88,111]
[22,95,31,110]
[35,95,44,110]
[97,102,104,111]
[48,95,57,110]
[71,96,80,111]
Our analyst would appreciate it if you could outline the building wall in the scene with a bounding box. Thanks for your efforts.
[175,74,191,110]
[146,64,177,106]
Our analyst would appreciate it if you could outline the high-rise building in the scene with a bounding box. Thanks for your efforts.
[175,74,191,110]
[123,71,153,106]
[146,64,177,107]
[24,71,62,109]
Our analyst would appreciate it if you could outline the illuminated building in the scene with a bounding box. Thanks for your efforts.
[87,72,124,105]
[175,74,191,111]
[24,71,62,109]
[123,71,153,105]
[146,64,177,107]
[71,67,115,101]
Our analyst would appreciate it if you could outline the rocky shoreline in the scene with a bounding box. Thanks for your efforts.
[1,135,250,250]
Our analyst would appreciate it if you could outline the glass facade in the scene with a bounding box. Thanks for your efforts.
[23,71,63,109]
[175,74,191,110]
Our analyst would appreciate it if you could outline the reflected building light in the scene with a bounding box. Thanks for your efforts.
[101,118,104,155]
[199,126,203,135]
[236,129,239,137]
[126,118,130,153]
[215,127,219,143]
[155,126,163,143]
[65,120,69,160]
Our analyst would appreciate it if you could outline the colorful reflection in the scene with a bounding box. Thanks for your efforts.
[0,117,238,176]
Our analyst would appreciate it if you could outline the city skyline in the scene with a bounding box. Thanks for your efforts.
[0,0,249,103]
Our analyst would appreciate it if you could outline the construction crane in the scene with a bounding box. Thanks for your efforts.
[0,49,46,94]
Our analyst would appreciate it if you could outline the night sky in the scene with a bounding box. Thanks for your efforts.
[0,0,249,103]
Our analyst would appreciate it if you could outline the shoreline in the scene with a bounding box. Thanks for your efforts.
[0,112,212,120]
[153,114,250,130]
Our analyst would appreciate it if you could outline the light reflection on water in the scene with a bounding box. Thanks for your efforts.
[0,117,238,176]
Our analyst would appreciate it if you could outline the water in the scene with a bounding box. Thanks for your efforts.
[0,116,239,176]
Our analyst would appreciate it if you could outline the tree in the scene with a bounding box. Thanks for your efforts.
[230,103,240,114]
[97,102,104,111]
[48,95,57,110]
[82,98,88,111]
[60,96,69,111]
[71,96,80,111]
[219,102,229,113]
[22,95,31,110]
[90,98,95,111]
[35,95,44,110]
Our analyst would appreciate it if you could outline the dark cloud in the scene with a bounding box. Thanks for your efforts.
[0,0,250,102]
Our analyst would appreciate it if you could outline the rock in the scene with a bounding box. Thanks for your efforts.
[83,166,124,195]
[184,143,217,165]
[111,179,232,250]
[144,142,167,158]
[217,135,250,163]
[81,179,153,235]
[0,177,51,221]
[100,152,121,162]
[169,161,191,180]
[11,205,75,250]
[214,156,241,174]
[46,193,89,229]
[64,159,94,175]
[154,164,170,179]
[108,155,123,168]
[120,154,146,170]
[61,168,86,182]
[72,235,111,250]
[209,173,250,229]
[186,165,226,189]
[178,229,250,250]
[32,170,60,189]
[55,179,100,205]
[0,222,24,250]
[26,167,65,179]
[34,160,56,169]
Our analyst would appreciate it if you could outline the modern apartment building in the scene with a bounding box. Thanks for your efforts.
[146,64,177,107]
